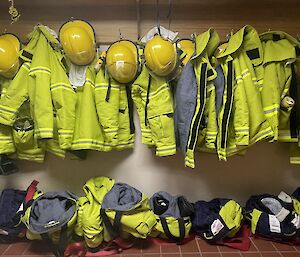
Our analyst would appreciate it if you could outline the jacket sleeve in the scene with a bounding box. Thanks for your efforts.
[0,63,30,126]
[131,68,154,146]
[49,51,76,149]
[146,76,176,157]
[205,84,218,149]
[232,58,249,146]
[30,34,53,139]
[95,68,119,145]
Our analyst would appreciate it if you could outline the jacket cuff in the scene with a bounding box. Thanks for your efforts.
[185,149,195,168]
[104,128,118,145]
[0,106,18,126]
[205,132,217,149]
[156,144,176,157]
[58,130,74,149]
[35,128,54,139]
[235,129,249,146]
[141,128,154,146]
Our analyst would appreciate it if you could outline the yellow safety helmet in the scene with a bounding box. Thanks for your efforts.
[59,20,96,66]
[144,35,177,77]
[106,40,138,84]
[177,39,195,65]
[0,33,20,79]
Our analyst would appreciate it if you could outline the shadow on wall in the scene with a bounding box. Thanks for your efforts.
[0,141,300,204]
[0,148,132,196]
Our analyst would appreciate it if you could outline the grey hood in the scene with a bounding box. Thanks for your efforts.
[102,183,142,211]
[28,191,77,234]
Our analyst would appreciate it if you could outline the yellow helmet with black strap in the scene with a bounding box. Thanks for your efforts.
[177,39,195,65]
[106,40,139,84]
[144,35,177,77]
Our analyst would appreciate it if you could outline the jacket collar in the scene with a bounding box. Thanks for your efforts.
[191,28,220,60]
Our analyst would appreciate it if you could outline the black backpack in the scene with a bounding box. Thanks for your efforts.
[0,180,38,242]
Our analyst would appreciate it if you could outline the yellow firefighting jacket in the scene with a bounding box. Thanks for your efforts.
[0,77,15,154]
[216,25,273,159]
[20,25,76,151]
[70,64,107,151]
[260,31,300,143]
[132,66,176,157]
[95,66,135,150]
[0,63,45,162]
[184,28,219,168]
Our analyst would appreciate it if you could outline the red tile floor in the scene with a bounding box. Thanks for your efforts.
[0,237,300,257]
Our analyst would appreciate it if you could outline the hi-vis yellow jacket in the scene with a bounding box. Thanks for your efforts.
[70,64,108,151]
[0,25,76,160]
[183,28,219,168]
[259,32,300,164]
[260,31,300,143]
[75,177,115,248]
[20,25,76,151]
[216,25,273,160]
[0,63,45,162]
[132,66,176,157]
[0,77,15,154]
[94,66,135,150]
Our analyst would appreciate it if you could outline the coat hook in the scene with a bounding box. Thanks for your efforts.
[8,0,20,24]
[118,28,124,41]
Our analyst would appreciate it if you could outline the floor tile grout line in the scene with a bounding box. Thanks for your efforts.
[178,243,182,257]
[147,251,281,254]
[1,243,12,256]
[3,238,300,257]
[250,237,263,257]
[217,245,223,257]
[195,237,203,257]
[23,241,33,256]
[271,241,284,257]
[160,244,162,257]
[238,249,243,257]
[293,245,298,252]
